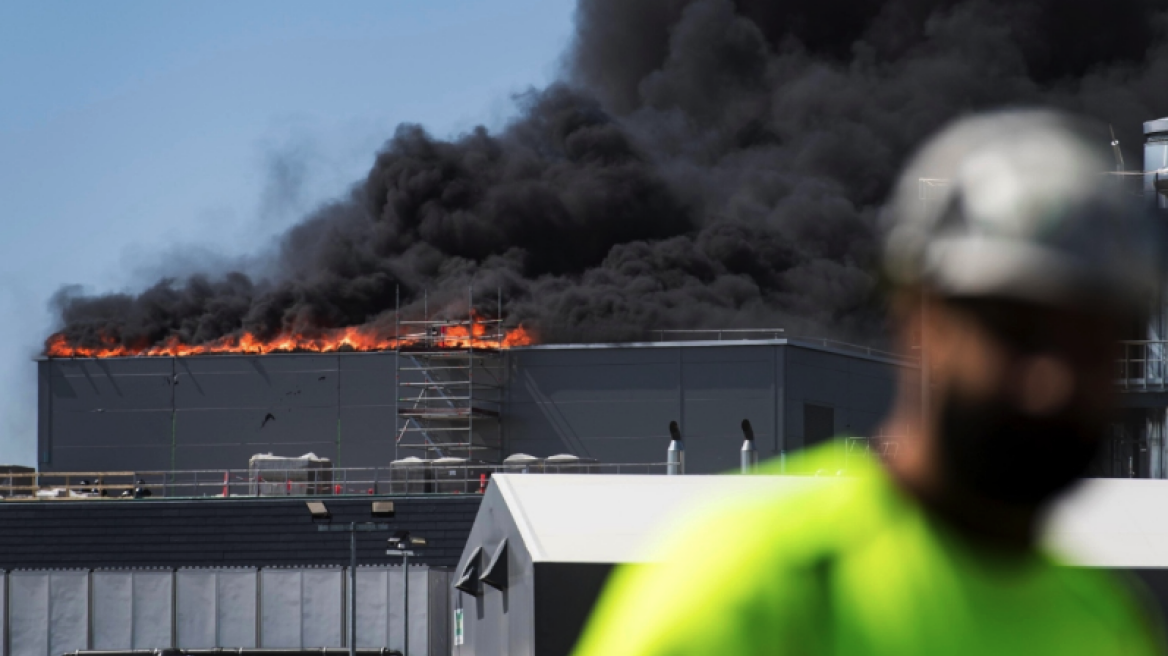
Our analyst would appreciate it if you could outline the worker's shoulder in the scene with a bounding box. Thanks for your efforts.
[1050,564,1161,628]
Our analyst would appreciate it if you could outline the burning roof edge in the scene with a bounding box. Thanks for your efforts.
[34,337,915,367]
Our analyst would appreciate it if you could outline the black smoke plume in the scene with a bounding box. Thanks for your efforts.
[49,0,1168,351]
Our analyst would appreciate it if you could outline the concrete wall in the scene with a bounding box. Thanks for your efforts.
[39,342,911,475]
[2,567,447,656]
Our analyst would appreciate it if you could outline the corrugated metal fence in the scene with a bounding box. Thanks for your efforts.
[0,567,448,656]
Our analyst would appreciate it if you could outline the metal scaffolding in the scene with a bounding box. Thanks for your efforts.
[393,287,505,461]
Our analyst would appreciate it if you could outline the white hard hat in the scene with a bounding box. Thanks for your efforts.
[884,109,1162,309]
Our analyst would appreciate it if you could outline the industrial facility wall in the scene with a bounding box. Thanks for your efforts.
[506,343,904,472]
[0,496,479,569]
[38,343,907,474]
[0,566,449,656]
[38,353,403,472]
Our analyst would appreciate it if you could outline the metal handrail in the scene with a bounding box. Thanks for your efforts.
[1,462,674,500]
[1116,340,1168,392]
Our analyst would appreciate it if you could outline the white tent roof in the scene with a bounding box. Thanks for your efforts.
[493,473,828,563]
[1043,478,1168,567]
[490,473,1168,567]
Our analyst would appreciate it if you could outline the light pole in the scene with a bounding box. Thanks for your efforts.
[387,531,426,656]
[308,501,394,656]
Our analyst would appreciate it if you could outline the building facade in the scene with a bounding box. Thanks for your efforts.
[36,339,912,475]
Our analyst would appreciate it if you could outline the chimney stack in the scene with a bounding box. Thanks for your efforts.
[667,421,685,476]
[740,419,758,474]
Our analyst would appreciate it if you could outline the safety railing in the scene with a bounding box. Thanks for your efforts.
[1116,340,1168,392]
[0,462,672,501]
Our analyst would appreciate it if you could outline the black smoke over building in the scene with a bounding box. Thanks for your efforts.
[49,0,1168,351]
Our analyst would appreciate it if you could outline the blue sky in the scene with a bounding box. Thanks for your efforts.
[0,0,577,465]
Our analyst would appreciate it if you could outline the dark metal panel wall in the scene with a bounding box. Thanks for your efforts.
[37,362,51,466]
[39,344,907,474]
[783,346,902,450]
[44,359,174,472]
[681,345,777,473]
[505,347,680,464]
[505,345,788,473]
[174,355,342,470]
[338,353,397,468]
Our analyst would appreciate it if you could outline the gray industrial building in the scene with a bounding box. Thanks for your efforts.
[36,338,910,475]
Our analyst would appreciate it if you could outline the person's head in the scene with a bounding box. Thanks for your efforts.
[883,109,1161,513]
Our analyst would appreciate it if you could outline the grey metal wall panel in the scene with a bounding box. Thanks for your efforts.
[176,571,216,648]
[177,569,256,648]
[8,572,49,656]
[337,407,396,469]
[681,346,778,469]
[48,446,173,474]
[355,569,390,648]
[259,569,300,648]
[300,569,342,647]
[177,369,338,410]
[50,411,172,449]
[259,568,341,648]
[38,363,51,467]
[338,354,396,408]
[385,568,428,656]
[49,362,173,413]
[131,571,173,648]
[217,570,257,648]
[1,571,6,656]
[49,572,89,656]
[510,363,677,404]
[91,572,132,649]
[177,356,339,376]
[407,569,429,656]
[784,345,904,448]
[175,407,336,446]
[427,569,449,656]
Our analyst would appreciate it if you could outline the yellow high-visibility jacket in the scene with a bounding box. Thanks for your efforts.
[573,444,1162,656]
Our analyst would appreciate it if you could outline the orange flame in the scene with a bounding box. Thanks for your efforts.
[45,320,535,358]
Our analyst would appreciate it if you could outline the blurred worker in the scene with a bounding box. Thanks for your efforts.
[573,110,1165,655]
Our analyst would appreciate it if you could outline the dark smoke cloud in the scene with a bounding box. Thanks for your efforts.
[50,0,1168,350]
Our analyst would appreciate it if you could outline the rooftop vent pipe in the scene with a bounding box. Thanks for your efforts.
[1145,117,1168,209]
[667,421,684,476]
[741,419,758,474]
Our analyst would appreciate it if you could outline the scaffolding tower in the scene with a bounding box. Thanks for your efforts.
[393,287,505,462]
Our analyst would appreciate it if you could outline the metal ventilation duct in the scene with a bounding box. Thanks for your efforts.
[1145,117,1168,209]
